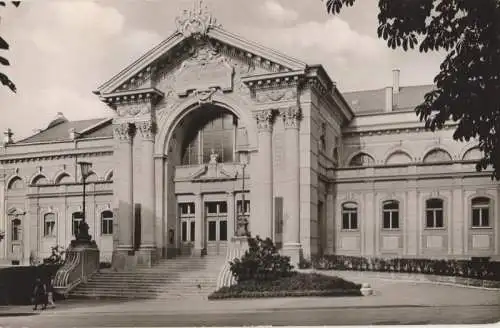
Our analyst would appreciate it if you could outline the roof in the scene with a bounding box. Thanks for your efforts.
[343,84,435,114]
[16,118,113,144]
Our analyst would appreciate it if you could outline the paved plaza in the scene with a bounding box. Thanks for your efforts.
[1,273,499,326]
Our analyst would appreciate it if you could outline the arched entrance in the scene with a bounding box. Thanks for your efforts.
[167,103,251,256]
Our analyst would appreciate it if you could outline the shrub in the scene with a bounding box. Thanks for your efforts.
[230,235,294,282]
[311,255,500,281]
[0,264,62,305]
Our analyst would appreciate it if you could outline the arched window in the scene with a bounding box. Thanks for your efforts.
[471,197,491,228]
[56,173,72,184]
[181,110,236,165]
[425,198,444,228]
[463,147,482,161]
[44,213,56,237]
[341,202,358,230]
[383,200,400,229]
[11,218,21,241]
[101,211,113,235]
[32,175,49,185]
[85,173,98,182]
[423,149,452,163]
[386,151,412,165]
[349,153,375,167]
[72,212,83,236]
[105,171,113,181]
[8,177,24,190]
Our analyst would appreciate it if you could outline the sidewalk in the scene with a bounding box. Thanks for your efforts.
[1,273,498,317]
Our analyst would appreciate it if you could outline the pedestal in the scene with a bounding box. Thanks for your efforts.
[136,247,158,267]
[112,247,137,271]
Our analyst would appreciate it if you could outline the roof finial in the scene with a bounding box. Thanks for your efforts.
[175,0,220,38]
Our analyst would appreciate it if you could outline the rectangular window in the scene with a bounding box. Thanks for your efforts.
[435,210,443,228]
[392,212,399,229]
[426,210,434,228]
[208,221,216,241]
[383,212,391,229]
[44,214,56,237]
[190,221,195,242]
[102,219,113,235]
[182,221,187,242]
[219,220,227,241]
[482,209,489,227]
[219,202,227,214]
[472,208,481,227]
[207,202,218,214]
[351,212,358,230]
[342,213,350,230]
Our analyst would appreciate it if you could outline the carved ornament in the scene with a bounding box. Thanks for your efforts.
[255,110,275,132]
[113,123,133,142]
[117,102,151,118]
[136,120,156,141]
[175,0,221,38]
[281,106,301,129]
[256,88,297,103]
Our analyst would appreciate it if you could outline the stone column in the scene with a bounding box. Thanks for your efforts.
[281,106,302,265]
[194,193,204,254]
[136,120,156,266]
[253,110,275,239]
[112,122,135,270]
[154,154,166,259]
[227,191,235,240]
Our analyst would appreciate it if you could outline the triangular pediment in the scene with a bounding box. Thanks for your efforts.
[94,11,307,97]
[190,162,237,182]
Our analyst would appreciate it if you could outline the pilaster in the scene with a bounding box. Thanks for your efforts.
[227,191,235,240]
[194,192,204,253]
[280,106,302,265]
[154,154,166,258]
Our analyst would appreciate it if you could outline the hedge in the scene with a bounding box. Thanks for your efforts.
[310,255,500,281]
[0,264,62,305]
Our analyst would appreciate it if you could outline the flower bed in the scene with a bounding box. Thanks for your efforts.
[209,272,362,300]
[311,255,500,281]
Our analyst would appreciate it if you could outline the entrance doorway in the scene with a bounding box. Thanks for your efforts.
[205,201,228,255]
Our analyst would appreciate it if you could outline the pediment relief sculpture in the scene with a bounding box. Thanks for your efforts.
[256,88,297,103]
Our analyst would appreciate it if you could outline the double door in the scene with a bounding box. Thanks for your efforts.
[205,201,228,255]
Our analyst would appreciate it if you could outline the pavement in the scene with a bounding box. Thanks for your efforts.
[0,271,499,325]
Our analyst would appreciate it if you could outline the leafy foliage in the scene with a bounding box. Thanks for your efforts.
[229,235,294,282]
[0,1,20,93]
[43,245,66,265]
[325,0,500,179]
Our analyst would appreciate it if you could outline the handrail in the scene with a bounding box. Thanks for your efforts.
[216,237,248,289]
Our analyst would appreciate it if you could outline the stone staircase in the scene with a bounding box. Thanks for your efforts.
[69,255,227,300]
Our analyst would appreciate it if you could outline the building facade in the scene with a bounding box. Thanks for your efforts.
[0,5,499,268]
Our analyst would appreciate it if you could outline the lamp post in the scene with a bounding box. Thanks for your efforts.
[76,161,92,243]
[237,153,249,236]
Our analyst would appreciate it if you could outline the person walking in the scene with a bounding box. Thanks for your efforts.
[32,277,47,310]
[47,275,55,308]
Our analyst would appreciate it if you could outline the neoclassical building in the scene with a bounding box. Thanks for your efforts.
[1,5,499,268]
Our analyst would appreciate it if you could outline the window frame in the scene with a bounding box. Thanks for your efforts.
[341,202,359,231]
[471,197,492,229]
[382,200,400,230]
[424,198,445,229]
[43,213,57,238]
[72,212,84,237]
[101,210,113,236]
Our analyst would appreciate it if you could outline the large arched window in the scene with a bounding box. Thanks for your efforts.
[385,151,412,165]
[349,153,375,167]
[425,198,444,228]
[462,147,482,161]
[383,200,400,229]
[341,202,358,230]
[44,213,56,237]
[181,109,237,165]
[101,211,113,235]
[8,177,24,190]
[423,149,452,163]
[471,197,491,228]
[72,212,83,236]
[85,173,98,182]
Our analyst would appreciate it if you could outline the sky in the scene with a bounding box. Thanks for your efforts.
[0,0,445,140]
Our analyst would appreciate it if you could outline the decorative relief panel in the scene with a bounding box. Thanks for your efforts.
[426,235,443,249]
[117,102,151,118]
[382,236,399,250]
[472,235,490,249]
[340,236,359,251]
[256,88,297,103]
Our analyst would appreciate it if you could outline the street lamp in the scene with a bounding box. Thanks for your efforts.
[76,161,92,243]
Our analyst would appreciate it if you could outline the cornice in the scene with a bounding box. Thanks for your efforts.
[241,71,302,90]
[99,88,164,107]
[0,149,113,164]
[342,124,456,138]
[27,189,112,199]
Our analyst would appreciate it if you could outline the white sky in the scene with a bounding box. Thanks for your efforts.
[0,0,445,140]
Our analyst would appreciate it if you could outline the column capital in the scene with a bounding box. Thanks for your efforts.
[136,120,156,141]
[255,109,275,132]
[281,106,301,130]
[113,122,134,143]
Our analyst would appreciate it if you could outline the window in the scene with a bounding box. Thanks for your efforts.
[349,153,375,167]
[85,173,98,182]
[208,221,217,241]
[219,220,227,241]
[426,198,444,228]
[181,111,237,165]
[383,200,400,229]
[472,197,491,228]
[423,149,452,163]
[342,202,358,230]
[8,177,24,190]
[72,212,84,236]
[11,218,21,241]
[32,175,48,185]
[179,203,195,216]
[56,173,72,184]
[190,221,195,242]
[101,211,113,235]
[179,203,195,243]
[44,213,56,237]
[182,221,188,242]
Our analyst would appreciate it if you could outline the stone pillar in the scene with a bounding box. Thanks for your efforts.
[154,155,166,258]
[452,179,464,255]
[281,106,302,265]
[194,193,204,254]
[253,110,275,239]
[227,191,235,240]
[136,120,156,266]
[112,122,135,270]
